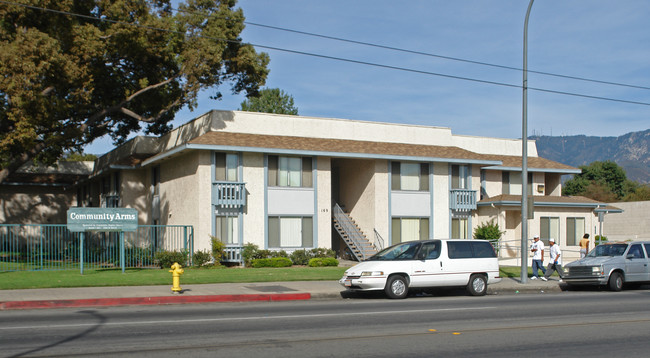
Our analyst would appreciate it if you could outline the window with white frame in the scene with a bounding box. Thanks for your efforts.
[215,153,239,182]
[391,217,429,245]
[566,217,585,246]
[540,217,560,245]
[216,215,239,245]
[268,156,313,188]
[391,162,429,191]
[451,217,469,239]
[268,216,313,248]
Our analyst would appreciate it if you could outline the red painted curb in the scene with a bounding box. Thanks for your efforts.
[0,293,311,310]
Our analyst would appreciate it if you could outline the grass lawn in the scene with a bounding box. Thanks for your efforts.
[0,265,547,290]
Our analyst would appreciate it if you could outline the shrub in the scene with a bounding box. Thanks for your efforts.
[241,243,259,267]
[154,250,188,269]
[251,257,293,268]
[210,236,226,264]
[308,257,339,267]
[311,248,336,258]
[595,235,608,245]
[290,249,311,265]
[193,250,212,268]
[473,219,504,254]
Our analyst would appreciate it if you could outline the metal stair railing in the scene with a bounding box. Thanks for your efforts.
[373,229,385,251]
[333,203,374,261]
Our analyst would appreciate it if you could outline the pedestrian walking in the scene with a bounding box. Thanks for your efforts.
[579,233,590,258]
[542,238,563,281]
[530,235,546,279]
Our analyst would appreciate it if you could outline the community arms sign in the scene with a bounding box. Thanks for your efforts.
[67,208,138,232]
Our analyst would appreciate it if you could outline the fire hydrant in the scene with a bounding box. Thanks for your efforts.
[169,262,184,294]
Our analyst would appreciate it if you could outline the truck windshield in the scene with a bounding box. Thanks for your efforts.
[587,244,628,257]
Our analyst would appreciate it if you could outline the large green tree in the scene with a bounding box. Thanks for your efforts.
[0,0,269,182]
[239,88,298,115]
[563,160,635,201]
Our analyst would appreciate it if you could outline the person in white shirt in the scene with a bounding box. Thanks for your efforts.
[530,235,546,279]
[542,238,563,281]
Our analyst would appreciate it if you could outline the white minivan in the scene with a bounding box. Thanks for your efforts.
[339,239,501,299]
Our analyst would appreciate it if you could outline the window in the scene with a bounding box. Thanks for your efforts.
[540,217,560,245]
[216,215,239,245]
[451,165,469,189]
[502,171,532,195]
[216,153,239,182]
[447,241,497,259]
[566,217,585,246]
[391,217,429,245]
[451,218,469,239]
[628,244,645,259]
[268,156,312,187]
[268,217,313,248]
[391,162,429,191]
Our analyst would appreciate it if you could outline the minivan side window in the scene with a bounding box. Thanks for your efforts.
[448,242,472,259]
[418,241,441,260]
[472,241,497,258]
[448,241,497,259]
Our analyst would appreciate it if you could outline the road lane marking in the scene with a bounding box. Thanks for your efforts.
[0,306,496,330]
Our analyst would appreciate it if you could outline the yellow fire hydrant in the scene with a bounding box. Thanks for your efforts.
[169,262,184,294]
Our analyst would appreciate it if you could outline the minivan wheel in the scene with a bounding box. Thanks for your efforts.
[608,272,624,292]
[385,275,408,299]
[467,274,487,296]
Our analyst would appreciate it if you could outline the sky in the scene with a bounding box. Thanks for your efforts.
[85,0,650,154]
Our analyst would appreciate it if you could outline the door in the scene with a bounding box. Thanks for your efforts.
[624,244,647,282]
[409,241,443,288]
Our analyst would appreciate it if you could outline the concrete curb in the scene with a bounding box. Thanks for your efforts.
[0,293,311,310]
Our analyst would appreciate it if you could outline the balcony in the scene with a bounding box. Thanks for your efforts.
[450,189,477,212]
[212,182,246,208]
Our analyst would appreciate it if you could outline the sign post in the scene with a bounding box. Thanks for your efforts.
[67,208,138,274]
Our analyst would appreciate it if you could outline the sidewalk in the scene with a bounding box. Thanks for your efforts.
[0,276,564,310]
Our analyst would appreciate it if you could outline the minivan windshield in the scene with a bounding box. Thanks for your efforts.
[587,244,628,257]
[368,241,422,261]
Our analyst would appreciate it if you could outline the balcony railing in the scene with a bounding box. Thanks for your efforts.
[450,189,477,211]
[212,182,246,208]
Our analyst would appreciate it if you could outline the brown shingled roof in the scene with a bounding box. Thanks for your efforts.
[189,131,495,162]
[482,155,579,171]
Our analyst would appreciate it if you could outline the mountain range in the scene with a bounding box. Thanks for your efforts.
[531,129,650,184]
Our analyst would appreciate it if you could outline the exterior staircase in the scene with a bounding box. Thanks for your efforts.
[332,203,378,261]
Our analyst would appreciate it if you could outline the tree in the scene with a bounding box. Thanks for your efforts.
[239,88,298,115]
[563,161,634,201]
[0,0,270,182]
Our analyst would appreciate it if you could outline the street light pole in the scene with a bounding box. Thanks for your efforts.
[521,0,534,284]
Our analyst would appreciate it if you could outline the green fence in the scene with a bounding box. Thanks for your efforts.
[0,224,193,272]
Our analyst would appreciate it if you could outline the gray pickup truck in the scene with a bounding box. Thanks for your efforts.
[563,241,650,291]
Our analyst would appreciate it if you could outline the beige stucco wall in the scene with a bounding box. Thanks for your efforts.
[211,111,455,146]
[160,151,212,251]
[0,186,74,224]
[241,152,265,248]
[337,159,377,241]
[452,134,538,156]
[120,170,150,225]
[603,201,650,241]
[316,157,332,248]
[432,163,450,238]
[374,160,389,248]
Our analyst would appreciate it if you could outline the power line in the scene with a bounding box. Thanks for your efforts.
[2,0,650,107]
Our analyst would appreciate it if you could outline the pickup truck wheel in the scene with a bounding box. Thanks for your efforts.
[467,274,487,296]
[385,275,408,299]
[608,272,624,292]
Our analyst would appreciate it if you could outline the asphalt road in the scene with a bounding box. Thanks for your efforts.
[3,289,650,357]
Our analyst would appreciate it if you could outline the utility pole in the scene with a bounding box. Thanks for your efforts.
[521,0,534,284]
